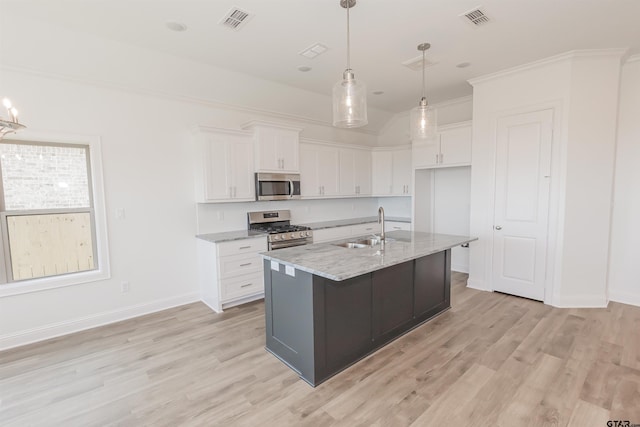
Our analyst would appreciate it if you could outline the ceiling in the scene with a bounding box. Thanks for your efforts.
[4,0,640,114]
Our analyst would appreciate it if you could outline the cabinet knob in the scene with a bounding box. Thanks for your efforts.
[495,225,502,230]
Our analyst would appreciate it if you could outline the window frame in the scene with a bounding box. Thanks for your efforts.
[0,130,110,297]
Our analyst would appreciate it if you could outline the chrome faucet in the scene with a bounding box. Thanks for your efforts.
[378,206,385,250]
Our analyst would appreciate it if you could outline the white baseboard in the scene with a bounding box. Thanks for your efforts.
[609,290,640,308]
[0,292,200,351]
[551,293,608,308]
[466,278,490,292]
[451,264,469,274]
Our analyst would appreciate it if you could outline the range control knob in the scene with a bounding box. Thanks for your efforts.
[290,233,297,239]
[273,235,280,241]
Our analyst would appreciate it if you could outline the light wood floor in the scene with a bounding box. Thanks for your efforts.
[1,273,639,426]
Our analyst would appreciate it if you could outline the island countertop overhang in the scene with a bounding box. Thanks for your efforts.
[260,231,477,281]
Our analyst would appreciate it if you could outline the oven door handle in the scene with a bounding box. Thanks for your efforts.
[270,239,311,250]
[289,179,294,198]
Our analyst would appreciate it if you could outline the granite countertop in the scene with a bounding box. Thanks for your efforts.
[261,230,476,281]
[196,230,267,243]
[300,216,410,230]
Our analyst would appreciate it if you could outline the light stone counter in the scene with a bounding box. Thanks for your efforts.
[261,230,476,281]
[196,230,267,243]
[299,216,410,230]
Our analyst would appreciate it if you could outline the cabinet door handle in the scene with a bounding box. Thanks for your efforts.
[240,283,253,288]
[435,154,439,164]
[239,263,252,267]
[440,153,444,163]
[233,186,237,197]
[239,246,251,250]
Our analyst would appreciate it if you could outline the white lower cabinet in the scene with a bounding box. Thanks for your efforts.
[386,221,411,231]
[350,222,378,237]
[313,227,348,243]
[198,236,268,312]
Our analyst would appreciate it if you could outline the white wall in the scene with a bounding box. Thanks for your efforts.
[468,50,625,307]
[0,13,406,349]
[608,56,640,306]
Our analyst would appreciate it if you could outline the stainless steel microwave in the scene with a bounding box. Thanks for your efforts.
[255,173,301,201]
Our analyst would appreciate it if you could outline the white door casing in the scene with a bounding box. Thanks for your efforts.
[492,109,553,301]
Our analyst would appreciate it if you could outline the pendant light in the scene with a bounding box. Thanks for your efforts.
[0,98,26,140]
[410,43,437,141]
[332,0,367,128]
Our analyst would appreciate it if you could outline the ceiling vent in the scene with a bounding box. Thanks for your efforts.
[219,7,253,30]
[402,55,438,71]
[460,6,491,27]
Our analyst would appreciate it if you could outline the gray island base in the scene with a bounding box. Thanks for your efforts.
[261,231,476,387]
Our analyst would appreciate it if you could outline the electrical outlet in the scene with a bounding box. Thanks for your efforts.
[121,281,130,293]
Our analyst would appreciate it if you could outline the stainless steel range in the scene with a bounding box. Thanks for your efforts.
[248,210,313,250]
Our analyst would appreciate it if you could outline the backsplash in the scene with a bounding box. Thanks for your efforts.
[196,197,411,234]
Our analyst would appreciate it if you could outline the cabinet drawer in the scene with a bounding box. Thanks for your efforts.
[386,221,411,231]
[351,222,378,237]
[217,237,267,257]
[218,252,263,279]
[221,272,264,300]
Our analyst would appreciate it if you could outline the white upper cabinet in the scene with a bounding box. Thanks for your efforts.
[243,121,303,173]
[339,148,372,196]
[371,151,393,195]
[413,122,472,169]
[300,142,339,198]
[372,148,411,196]
[392,148,412,195]
[194,127,255,203]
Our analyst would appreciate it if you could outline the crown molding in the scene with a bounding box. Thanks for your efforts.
[192,125,252,137]
[299,137,373,150]
[432,95,474,109]
[1,64,381,136]
[468,48,629,86]
[626,54,640,64]
[241,120,304,133]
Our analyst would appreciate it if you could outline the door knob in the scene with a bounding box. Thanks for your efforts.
[495,225,502,230]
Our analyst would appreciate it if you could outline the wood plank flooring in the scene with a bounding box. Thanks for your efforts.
[1,273,640,426]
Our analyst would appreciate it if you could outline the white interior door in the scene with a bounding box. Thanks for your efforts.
[492,109,553,301]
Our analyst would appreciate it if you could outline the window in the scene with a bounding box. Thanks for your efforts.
[0,133,109,295]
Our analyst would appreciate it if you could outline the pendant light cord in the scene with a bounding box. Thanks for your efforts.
[346,0,351,71]
[421,48,426,100]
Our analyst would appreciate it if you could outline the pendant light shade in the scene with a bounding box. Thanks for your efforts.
[332,0,367,128]
[410,101,437,141]
[333,70,367,128]
[410,43,437,141]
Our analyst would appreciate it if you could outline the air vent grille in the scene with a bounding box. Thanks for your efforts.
[402,55,437,71]
[460,6,491,27]
[220,7,253,30]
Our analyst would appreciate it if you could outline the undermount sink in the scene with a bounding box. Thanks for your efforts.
[333,237,386,249]
[334,242,370,249]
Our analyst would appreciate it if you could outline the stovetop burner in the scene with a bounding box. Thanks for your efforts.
[256,224,312,234]
[247,210,314,248]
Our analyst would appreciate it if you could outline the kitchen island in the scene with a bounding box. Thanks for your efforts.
[261,230,476,386]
